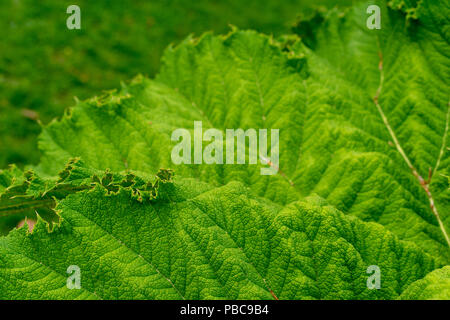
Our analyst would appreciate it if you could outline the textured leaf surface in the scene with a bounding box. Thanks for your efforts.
[29,0,449,263]
[0,176,437,299]
[289,0,450,262]
[399,266,450,300]
[0,0,449,300]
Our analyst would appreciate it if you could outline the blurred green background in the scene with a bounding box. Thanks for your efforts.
[0,0,357,168]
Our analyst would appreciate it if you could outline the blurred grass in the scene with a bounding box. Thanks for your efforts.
[0,0,357,168]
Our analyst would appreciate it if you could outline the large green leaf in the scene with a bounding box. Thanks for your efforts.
[0,0,448,299]
[0,163,438,299]
[29,0,449,263]
[288,0,450,261]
